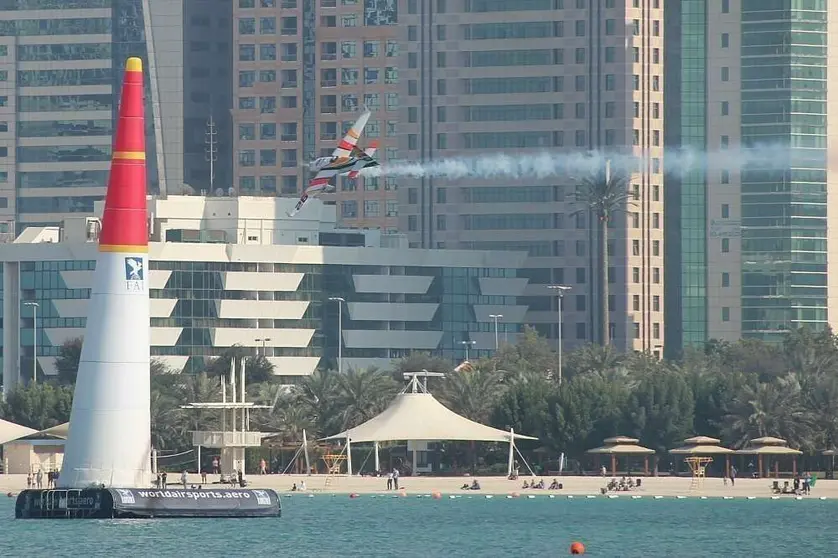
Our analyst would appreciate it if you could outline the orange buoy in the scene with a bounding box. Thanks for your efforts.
[432,492,442,499]
[570,541,586,555]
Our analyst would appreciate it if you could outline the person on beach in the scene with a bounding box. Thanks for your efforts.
[26,473,32,488]
[393,468,400,490]
[181,470,188,488]
[387,471,393,490]
[729,466,736,486]
[36,469,43,489]
[259,458,267,475]
[161,471,168,488]
[212,456,219,474]
[201,470,207,484]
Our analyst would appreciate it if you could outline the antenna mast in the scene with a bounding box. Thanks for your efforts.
[205,113,218,191]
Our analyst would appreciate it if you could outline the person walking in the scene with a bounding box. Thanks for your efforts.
[387,471,393,490]
[181,470,188,489]
[393,468,400,490]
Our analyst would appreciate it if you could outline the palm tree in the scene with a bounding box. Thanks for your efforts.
[337,367,399,429]
[293,368,343,437]
[573,162,631,346]
[437,366,503,423]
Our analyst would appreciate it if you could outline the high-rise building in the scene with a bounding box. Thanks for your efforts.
[0,0,232,233]
[231,0,400,231]
[398,0,666,357]
[664,0,831,354]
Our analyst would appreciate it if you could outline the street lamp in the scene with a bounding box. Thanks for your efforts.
[489,314,503,350]
[547,285,572,385]
[328,297,345,374]
[23,301,39,385]
[461,340,476,362]
[255,337,271,356]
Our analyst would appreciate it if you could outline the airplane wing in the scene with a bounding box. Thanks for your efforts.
[331,108,371,159]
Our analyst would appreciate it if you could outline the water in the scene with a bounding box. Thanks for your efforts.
[1,494,835,556]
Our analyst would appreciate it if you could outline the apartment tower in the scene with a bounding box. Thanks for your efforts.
[0,0,232,233]
[398,0,665,359]
[231,0,400,231]
[665,0,833,354]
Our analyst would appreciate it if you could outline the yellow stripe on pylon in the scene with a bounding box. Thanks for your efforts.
[112,151,146,160]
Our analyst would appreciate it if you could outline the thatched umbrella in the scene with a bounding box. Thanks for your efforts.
[669,435,734,476]
[735,437,802,478]
[587,436,655,476]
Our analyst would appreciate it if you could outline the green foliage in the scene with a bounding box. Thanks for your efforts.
[13,326,838,464]
[0,382,74,430]
[204,344,275,384]
[55,337,83,386]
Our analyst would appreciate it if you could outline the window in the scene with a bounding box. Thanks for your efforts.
[653,323,660,339]
[632,267,640,283]
[341,41,356,58]
[653,268,660,284]
[653,185,660,201]
[239,44,255,61]
[238,123,255,140]
[575,268,586,284]
[386,200,398,217]
[721,238,730,253]
[721,101,729,116]
[341,200,358,218]
[576,323,586,340]
[261,17,277,34]
[721,67,729,82]
[259,149,276,166]
[605,20,615,35]
[575,48,585,64]
[653,103,660,119]
[722,272,730,287]
[575,295,586,312]
[575,20,585,37]
[653,213,660,228]
[653,296,660,312]
[633,323,640,339]
[721,170,730,184]
[721,33,729,48]
[261,123,276,140]
[632,295,640,312]
[632,239,640,256]
[652,20,659,36]
[722,307,730,322]
[605,47,615,63]
[436,187,447,204]
[653,48,660,64]
[652,240,660,256]
[652,76,660,91]
[721,204,729,218]
[605,74,615,91]
[364,40,380,58]
[260,44,276,61]
[364,200,380,217]
[436,214,446,230]
[341,14,357,27]
[437,25,446,41]
[722,0,729,13]
[721,135,729,149]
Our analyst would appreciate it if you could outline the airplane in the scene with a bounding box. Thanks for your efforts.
[288,107,380,217]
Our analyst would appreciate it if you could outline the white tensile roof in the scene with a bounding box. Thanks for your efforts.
[323,392,538,443]
[0,419,37,445]
[0,420,69,445]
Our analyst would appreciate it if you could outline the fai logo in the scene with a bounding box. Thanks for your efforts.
[124,257,145,292]
[125,257,144,281]
[115,489,136,504]
[253,490,271,506]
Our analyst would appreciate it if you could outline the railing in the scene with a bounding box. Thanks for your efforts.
[192,431,267,447]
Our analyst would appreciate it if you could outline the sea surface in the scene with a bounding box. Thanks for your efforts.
[1,494,835,557]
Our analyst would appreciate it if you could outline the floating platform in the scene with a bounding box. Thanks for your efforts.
[15,487,281,519]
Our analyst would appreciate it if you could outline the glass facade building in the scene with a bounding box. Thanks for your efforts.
[0,195,529,390]
[0,0,232,233]
[665,0,831,354]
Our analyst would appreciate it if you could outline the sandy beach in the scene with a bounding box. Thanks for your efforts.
[1,473,834,500]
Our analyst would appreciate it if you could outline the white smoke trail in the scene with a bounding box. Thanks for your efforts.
[363,144,820,181]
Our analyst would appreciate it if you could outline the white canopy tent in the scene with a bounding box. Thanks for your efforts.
[0,419,37,446]
[323,374,537,476]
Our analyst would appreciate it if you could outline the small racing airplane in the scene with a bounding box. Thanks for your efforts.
[288,107,380,217]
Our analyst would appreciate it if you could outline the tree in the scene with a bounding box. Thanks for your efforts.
[625,367,695,454]
[437,366,503,424]
[55,337,83,386]
[293,368,343,438]
[337,367,399,429]
[490,376,551,442]
[0,383,74,430]
[573,165,631,346]
[204,345,275,384]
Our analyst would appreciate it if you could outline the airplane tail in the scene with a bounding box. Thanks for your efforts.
[363,141,379,158]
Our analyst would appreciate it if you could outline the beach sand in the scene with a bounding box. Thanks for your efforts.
[1,473,833,499]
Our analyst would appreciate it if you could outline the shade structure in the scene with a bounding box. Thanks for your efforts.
[0,420,69,446]
[735,436,802,479]
[735,436,802,456]
[587,436,655,455]
[323,392,537,443]
[669,435,734,455]
[0,419,37,446]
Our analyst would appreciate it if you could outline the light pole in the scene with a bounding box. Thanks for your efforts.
[461,340,476,362]
[547,285,571,385]
[255,337,271,356]
[24,301,39,385]
[328,297,345,374]
[489,314,503,350]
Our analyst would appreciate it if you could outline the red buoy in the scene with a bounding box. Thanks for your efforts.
[570,542,586,555]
